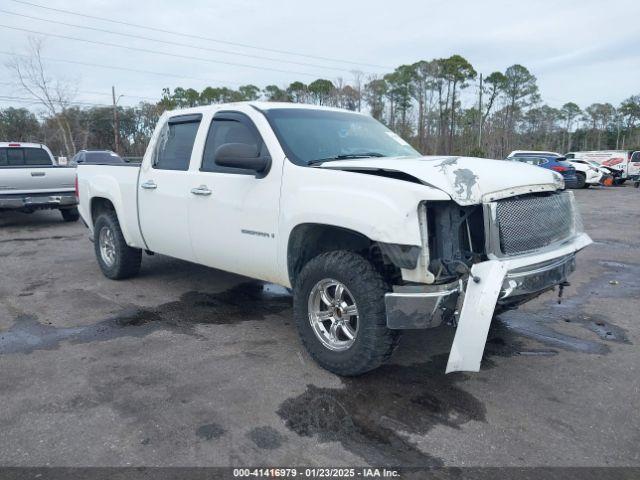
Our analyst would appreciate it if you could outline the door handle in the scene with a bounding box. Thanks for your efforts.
[31,171,45,177]
[190,185,212,196]
[141,180,157,190]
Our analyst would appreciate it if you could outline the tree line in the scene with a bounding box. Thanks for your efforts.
[3,51,640,159]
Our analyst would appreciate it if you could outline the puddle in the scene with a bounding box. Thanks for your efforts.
[593,239,635,249]
[581,261,640,300]
[493,260,633,354]
[494,312,626,355]
[0,282,291,355]
[246,426,286,450]
[196,423,226,441]
[0,234,83,244]
[483,333,558,359]
[277,354,484,467]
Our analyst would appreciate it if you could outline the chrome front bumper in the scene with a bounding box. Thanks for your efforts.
[385,251,578,329]
[0,192,78,210]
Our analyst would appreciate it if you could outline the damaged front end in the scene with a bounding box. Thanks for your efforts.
[383,191,592,373]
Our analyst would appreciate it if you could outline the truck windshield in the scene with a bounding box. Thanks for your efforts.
[262,108,420,166]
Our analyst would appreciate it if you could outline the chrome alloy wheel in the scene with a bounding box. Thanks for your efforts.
[308,278,359,351]
[98,226,117,267]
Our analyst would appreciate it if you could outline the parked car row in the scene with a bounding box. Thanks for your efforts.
[506,149,640,189]
[566,150,640,185]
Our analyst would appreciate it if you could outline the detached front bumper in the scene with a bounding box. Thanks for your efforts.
[386,248,579,330]
[385,232,591,372]
[0,192,78,210]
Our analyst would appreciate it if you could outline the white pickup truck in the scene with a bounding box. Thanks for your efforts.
[77,102,592,376]
[0,142,79,221]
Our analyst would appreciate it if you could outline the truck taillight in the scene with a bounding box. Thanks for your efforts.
[74,175,79,198]
[551,166,568,172]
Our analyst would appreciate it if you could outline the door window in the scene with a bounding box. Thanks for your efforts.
[24,148,52,165]
[201,113,267,173]
[152,114,202,171]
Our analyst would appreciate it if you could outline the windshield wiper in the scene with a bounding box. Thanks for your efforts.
[308,152,386,165]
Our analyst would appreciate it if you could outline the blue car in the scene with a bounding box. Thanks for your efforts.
[507,151,579,189]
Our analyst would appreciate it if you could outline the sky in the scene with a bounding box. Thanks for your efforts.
[1,0,639,112]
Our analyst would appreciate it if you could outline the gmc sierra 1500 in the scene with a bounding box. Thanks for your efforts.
[77,102,591,376]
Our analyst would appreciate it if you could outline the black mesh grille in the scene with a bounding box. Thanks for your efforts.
[496,192,575,255]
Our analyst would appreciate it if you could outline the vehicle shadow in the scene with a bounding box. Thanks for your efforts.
[0,209,71,230]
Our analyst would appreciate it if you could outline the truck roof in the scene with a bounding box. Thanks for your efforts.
[162,101,369,117]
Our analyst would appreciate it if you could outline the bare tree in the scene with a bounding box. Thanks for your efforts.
[7,37,77,157]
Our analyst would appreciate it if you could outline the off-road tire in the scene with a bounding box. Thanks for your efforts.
[94,211,141,280]
[293,250,399,376]
[60,207,80,222]
[575,172,587,189]
[614,178,626,186]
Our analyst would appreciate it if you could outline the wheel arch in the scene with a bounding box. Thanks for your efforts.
[287,223,370,286]
[286,223,406,287]
[90,196,116,226]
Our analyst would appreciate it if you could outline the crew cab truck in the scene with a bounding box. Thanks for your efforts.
[77,103,592,376]
[0,142,79,221]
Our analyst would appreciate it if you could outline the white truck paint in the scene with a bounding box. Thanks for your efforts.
[77,102,591,376]
[0,142,79,221]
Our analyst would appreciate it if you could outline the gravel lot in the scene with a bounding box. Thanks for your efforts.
[0,185,639,468]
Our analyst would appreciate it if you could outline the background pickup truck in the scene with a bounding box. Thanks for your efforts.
[77,102,591,376]
[0,142,79,222]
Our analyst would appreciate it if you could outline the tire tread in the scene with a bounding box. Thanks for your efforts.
[94,211,141,280]
[294,250,398,376]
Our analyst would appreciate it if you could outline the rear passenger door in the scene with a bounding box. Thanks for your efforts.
[138,114,202,262]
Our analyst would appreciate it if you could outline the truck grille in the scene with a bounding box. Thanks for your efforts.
[495,192,578,255]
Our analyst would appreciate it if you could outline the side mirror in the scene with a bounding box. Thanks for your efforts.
[214,143,270,174]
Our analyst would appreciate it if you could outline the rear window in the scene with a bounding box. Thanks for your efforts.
[0,147,52,166]
[84,152,123,164]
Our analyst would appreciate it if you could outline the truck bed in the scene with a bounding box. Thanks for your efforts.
[76,163,146,249]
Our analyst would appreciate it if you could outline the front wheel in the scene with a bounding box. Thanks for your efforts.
[293,250,398,376]
[93,211,141,279]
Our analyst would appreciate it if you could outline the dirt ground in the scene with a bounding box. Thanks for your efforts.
[0,185,639,468]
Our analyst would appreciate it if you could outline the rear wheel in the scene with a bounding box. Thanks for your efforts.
[293,250,398,376]
[94,211,141,279]
[614,178,626,185]
[575,172,586,189]
[60,207,80,222]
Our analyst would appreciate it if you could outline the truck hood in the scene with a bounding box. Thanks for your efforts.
[318,155,562,205]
